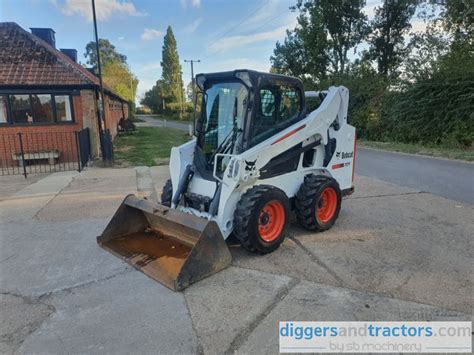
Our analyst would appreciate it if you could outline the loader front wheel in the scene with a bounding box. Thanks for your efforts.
[295,175,341,231]
[161,179,173,206]
[233,185,290,254]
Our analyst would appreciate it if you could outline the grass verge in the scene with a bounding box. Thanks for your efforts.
[114,127,190,167]
[358,140,474,162]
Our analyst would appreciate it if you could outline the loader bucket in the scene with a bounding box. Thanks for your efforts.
[97,195,232,291]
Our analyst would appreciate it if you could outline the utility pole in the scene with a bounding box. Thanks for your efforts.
[184,59,200,133]
[92,0,113,165]
[92,0,107,130]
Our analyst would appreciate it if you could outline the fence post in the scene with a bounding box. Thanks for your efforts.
[18,132,27,179]
[75,131,82,172]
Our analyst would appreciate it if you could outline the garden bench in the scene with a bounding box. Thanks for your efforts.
[12,150,60,167]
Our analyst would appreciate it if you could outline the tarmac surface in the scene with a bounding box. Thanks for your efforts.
[0,166,472,354]
[136,114,192,132]
[357,147,474,204]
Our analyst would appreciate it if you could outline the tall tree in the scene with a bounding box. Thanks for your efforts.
[271,0,368,80]
[442,0,474,43]
[160,26,184,116]
[369,0,417,78]
[102,61,138,104]
[84,39,127,69]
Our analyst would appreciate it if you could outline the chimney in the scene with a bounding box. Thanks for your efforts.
[60,49,78,63]
[30,28,56,48]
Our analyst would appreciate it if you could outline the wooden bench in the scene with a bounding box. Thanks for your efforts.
[12,150,60,167]
[118,118,137,135]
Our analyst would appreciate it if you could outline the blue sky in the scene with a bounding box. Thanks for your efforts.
[2,0,427,103]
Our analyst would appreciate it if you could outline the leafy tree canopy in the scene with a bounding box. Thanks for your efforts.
[85,38,127,69]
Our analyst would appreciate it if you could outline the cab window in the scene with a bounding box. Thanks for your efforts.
[250,84,302,147]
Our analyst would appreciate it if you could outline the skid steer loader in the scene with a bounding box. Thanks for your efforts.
[98,70,356,291]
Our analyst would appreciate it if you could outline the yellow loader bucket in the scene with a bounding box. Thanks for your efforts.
[97,195,232,291]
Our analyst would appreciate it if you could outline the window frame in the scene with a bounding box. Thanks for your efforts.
[53,94,75,123]
[249,84,303,147]
[0,92,75,126]
[0,94,11,126]
[30,94,55,124]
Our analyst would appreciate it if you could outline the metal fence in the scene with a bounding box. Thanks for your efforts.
[0,128,91,178]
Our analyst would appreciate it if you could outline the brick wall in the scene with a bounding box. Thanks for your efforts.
[0,95,83,166]
[80,89,100,157]
[0,90,129,167]
[104,95,128,139]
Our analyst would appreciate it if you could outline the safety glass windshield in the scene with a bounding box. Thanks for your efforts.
[198,81,248,158]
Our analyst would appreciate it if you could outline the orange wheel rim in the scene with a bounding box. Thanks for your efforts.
[258,200,285,242]
[317,187,337,223]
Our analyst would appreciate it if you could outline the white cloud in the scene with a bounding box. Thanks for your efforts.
[59,0,146,22]
[183,18,202,34]
[118,36,125,40]
[180,0,200,9]
[209,26,288,52]
[141,28,163,41]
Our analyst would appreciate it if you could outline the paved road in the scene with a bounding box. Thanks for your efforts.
[357,147,474,204]
[137,114,192,132]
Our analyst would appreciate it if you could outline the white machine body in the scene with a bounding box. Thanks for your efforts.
[168,86,356,239]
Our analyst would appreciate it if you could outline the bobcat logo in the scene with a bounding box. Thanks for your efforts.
[335,151,353,159]
[245,159,257,172]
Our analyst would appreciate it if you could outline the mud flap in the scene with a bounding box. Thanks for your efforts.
[97,195,232,291]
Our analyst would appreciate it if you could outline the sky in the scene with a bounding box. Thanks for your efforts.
[1,0,427,104]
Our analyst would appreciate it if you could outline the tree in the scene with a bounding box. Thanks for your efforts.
[369,0,417,78]
[102,60,138,104]
[160,26,184,116]
[84,39,127,69]
[442,0,474,43]
[271,0,368,81]
[141,80,166,114]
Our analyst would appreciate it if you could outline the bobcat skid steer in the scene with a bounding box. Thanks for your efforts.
[98,70,356,291]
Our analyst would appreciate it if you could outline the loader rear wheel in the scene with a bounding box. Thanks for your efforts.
[295,175,341,231]
[233,185,290,254]
[161,179,173,206]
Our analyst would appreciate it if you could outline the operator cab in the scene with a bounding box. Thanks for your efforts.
[194,70,305,179]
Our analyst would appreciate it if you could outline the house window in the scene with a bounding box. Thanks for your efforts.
[2,93,74,125]
[31,94,54,123]
[54,95,73,122]
[10,95,33,124]
[0,95,8,124]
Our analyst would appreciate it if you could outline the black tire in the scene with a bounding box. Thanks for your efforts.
[233,185,290,254]
[161,179,173,206]
[295,175,342,231]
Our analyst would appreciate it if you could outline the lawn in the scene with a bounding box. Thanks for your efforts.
[359,140,474,162]
[114,127,191,167]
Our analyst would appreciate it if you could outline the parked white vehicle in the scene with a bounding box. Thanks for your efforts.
[98,70,356,291]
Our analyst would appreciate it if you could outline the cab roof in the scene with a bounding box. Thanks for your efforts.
[195,69,303,91]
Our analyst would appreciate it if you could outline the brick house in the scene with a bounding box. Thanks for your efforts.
[0,22,129,166]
